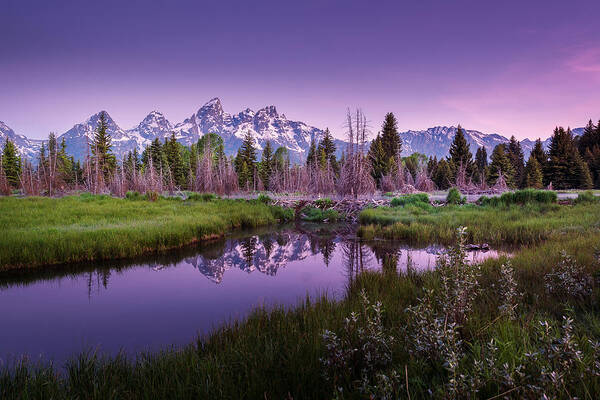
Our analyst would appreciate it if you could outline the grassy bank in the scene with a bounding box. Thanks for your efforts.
[2,199,600,398]
[359,201,600,246]
[0,194,292,271]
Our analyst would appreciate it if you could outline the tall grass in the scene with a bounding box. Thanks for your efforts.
[2,226,599,399]
[0,195,293,271]
[358,201,600,245]
[479,188,557,207]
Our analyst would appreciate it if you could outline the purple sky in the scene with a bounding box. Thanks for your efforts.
[2,0,600,140]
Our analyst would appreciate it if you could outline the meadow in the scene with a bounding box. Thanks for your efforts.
[0,194,292,271]
[2,192,600,399]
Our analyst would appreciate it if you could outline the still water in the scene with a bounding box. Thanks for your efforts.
[0,224,504,367]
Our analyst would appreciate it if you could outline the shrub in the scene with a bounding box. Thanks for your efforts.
[145,191,159,202]
[446,188,465,205]
[480,189,557,207]
[544,250,593,298]
[314,197,333,209]
[575,191,598,204]
[187,192,219,202]
[321,291,397,398]
[125,191,143,200]
[257,193,273,204]
[301,207,340,222]
[390,193,429,207]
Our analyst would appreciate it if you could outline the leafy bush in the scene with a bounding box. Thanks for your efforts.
[314,197,333,209]
[480,189,557,207]
[187,192,219,202]
[390,193,429,207]
[301,207,340,222]
[125,191,143,200]
[575,191,598,204]
[446,188,465,205]
[145,191,159,202]
[257,193,273,204]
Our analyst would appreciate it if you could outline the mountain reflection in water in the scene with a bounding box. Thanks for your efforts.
[0,224,506,367]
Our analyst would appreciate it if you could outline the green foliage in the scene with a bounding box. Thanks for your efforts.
[0,197,289,270]
[91,112,117,179]
[1,138,21,188]
[235,131,257,189]
[524,155,544,189]
[479,189,557,207]
[257,193,272,204]
[446,187,465,204]
[259,140,274,190]
[300,207,340,222]
[487,143,515,187]
[313,197,333,209]
[317,128,337,172]
[186,192,219,202]
[390,193,429,207]
[448,125,473,177]
[574,191,598,204]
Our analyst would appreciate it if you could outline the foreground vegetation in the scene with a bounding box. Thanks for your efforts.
[2,195,600,399]
[359,191,600,246]
[0,194,292,271]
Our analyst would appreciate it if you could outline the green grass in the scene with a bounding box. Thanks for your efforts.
[389,193,429,207]
[2,200,600,398]
[358,201,600,246]
[479,188,557,207]
[0,195,292,271]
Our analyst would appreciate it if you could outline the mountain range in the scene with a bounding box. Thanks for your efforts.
[0,98,585,163]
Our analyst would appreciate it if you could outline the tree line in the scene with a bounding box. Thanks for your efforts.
[1,111,600,196]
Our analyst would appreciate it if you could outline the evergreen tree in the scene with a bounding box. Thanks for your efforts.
[306,138,318,169]
[165,132,185,186]
[380,112,401,160]
[546,127,581,189]
[433,158,452,189]
[448,125,473,178]
[575,156,594,189]
[273,147,288,172]
[507,136,525,188]
[487,144,515,187]
[524,155,543,189]
[1,138,21,188]
[368,134,389,187]
[91,112,117,179]
[235,131,257,188]
[578,120,600,187]
[474,146,488,184]
[427,156,438,177]
[317,128,337,171]
[260,140,274,190]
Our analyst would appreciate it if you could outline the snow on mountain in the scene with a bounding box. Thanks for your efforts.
[0,121,43,160]
[0,99,589,163]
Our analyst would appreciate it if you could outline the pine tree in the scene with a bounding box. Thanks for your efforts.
[235,131,257,189]
[578,120,600,187]
[524,155,543,189]
[317,128,337,172]
[1,138,21,188]
[260,140,274,190]
[474,146,488,184]
[306,138,318,169]
[368,134,388,187]
[91,112,116,180]
[487,144,515,187]
[380,112,401,160]
[433,158,452,189]
[575,155,594,189]
[507,136,525,188]
[165,132,185,187]
[448,125,473,178]
[546,127,582,189]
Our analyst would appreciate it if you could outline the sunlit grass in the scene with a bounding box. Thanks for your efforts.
[0,194,292,270]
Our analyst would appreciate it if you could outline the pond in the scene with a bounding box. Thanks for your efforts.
[0,224,506,368]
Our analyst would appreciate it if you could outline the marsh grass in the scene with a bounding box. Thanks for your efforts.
[358,201,600,245]
[2,201,600,399]
[0,195,292,270]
